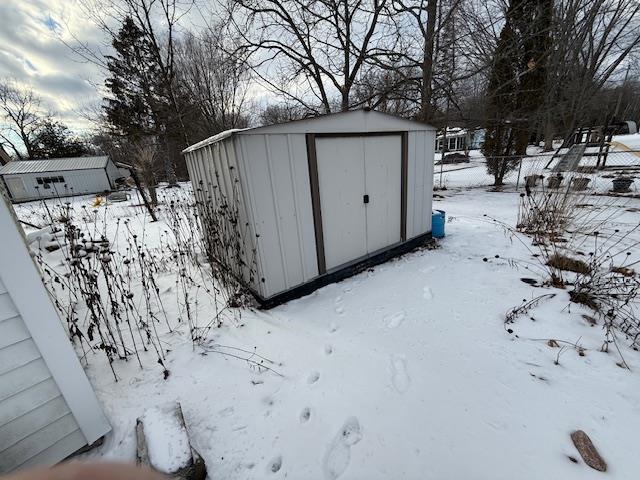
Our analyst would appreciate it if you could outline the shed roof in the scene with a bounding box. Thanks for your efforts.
[0,156,110,175]
[183,109,435,153]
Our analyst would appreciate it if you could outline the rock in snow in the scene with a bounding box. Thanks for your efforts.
[137,402,207,479]
[570,430,607,472]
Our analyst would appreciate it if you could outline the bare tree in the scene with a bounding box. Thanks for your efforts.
[176,27,251,136]
[70,0,196,182]
[225,0,397,113]
[0,79,42,159]
[541,0,640,146]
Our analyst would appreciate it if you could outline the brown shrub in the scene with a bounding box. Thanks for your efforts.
[547,253,591,275]
[610,266,635,277]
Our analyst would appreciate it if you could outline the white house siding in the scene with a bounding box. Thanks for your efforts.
[3,169,112,202]
[0,191,110,473]
[406,130,435,239]
[0,277,87,473]
[237,133,319,299]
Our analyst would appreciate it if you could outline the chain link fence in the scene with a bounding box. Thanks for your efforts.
[434,150,640,194]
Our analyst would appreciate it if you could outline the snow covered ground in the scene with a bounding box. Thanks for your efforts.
[13,184,640,479]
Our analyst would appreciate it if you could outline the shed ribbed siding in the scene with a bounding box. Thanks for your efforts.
[184,110,436,305]
[237,133,319,298]
[406,130,435,239]
[184,139,261,295]
[0,278,86,472]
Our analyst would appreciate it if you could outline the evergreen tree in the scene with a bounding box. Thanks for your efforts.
[482,0,552,185]
[31,119,88,159]
[104,17,163,140]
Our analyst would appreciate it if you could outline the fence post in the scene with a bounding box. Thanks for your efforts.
[439,160,444,189]
[515,156,523,191]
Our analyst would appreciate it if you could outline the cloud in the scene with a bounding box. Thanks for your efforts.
[0,0,105,131]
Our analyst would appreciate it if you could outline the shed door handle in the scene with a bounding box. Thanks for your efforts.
[363,194,369,204]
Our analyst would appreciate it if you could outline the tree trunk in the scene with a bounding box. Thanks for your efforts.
[543,120,554,151]
[419,0,438,122]
[148,185,158,206]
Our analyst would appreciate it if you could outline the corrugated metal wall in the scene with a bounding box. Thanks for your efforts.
[406,130,435,239]
[2,169,112,202]
[184,140,262,295]
[237,134,319,299]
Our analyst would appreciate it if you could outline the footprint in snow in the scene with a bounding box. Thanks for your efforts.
[300,407,311,423]
[334,296,345,315]
[308,371,320,384]
[384,310,405,329]
[324,344,333,355]
[422,286,433,300]
[268,455,282,473]
[329,323,339,334]
[323,417,363,480]
[390,354,411,393]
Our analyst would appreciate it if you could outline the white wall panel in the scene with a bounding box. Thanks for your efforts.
[2,170,112,202]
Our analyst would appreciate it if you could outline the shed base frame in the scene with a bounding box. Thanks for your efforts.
[256,231,433,309]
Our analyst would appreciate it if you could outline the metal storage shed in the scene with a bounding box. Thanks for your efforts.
[0,156,122,202]
[184,109,436,307]
[0,189,110,473]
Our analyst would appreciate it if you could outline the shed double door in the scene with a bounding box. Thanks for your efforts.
[316,135,402,271]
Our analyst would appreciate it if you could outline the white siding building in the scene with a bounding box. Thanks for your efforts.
[0,156,122,202]
[0,189,110,473]
[184,109,435,307]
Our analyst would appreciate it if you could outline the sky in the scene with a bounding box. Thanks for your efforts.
[0,0,106,132]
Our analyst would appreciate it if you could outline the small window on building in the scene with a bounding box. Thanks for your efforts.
[58,176,65,183]
[37,178,44,185]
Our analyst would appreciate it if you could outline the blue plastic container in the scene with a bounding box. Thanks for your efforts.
[432,210,446,238]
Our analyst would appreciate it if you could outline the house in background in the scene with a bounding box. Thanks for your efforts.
[435,128,485,153]
[0,156,123,203]
[0,187,110,473]
[184,109,436,307]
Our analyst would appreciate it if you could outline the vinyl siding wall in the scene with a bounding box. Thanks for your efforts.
[0,277,87,473]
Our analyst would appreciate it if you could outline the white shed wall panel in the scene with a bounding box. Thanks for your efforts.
[184,140,259,292]
[3,169,112,202]
[406,130,435,239]
[238,134,318,298]
[0,279,86,473]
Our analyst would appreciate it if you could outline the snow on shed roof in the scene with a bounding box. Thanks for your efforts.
[182,109,435,153]
[0,156,110,175]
